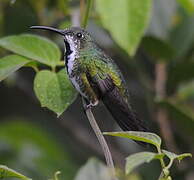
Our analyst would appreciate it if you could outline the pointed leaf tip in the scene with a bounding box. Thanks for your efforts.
[34,69,78,116]
[0,165,31,180]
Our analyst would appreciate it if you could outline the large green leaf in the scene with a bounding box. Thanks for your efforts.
[0,34,61,67]
[125,152,161,175]
[177,0,194,14]
[147,0,177,39]
[177,81,194,101]
[75,158,112,180]
[169,15,194,58]
[104,131,161,148]
[0,120,78,180]
[34,69,77,116]
[0,55,30,82]
[96,0,152,56]
[0,165,31,180]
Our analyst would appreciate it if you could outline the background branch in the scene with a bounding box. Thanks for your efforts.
[81,0,92,28]
[155,62,178,153]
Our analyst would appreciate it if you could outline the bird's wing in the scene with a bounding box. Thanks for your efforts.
[84,56,147,132]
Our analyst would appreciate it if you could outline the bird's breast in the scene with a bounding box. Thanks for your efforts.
[66,51,77,76]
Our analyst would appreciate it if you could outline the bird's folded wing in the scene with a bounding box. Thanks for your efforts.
[85,61,147,133]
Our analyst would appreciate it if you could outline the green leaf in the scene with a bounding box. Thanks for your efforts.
[147,0,177,39]
[34,69,77,116]
[169,15,194,58]
[0,120,78,180]
[0,55,30,82]
[75,158,112,180]
[159,177,172,180]
[141,36,175,60]
[0,34,61,67]
[96,0,152,56]
[0,165,31,180]
[176,153,192,161]
[125,152,161,175]
[127,174,142,180]
[177,0,194,14]
[162,150,192,162]
[29,0,48,15]
[103,131,161,148]
[177,81,194,101]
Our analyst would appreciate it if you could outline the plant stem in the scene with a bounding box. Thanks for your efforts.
[155,62,178,153]
[156,146,167,180]
[166,159,174,170]
[57,61,65,67]
[81,0,92,28]
[51,66,56,72]
[80,0,85,23]
[157,147,166,168]
[84,105,117,180]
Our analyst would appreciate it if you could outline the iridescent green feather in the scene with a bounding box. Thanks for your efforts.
[78,48,129,105]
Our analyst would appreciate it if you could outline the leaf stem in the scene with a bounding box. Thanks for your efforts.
[156,146,167,179]
[57,61,65,67]
[166,159,174,170]
[51,66,56,72]
[157,147,166,168]
[81,0,92,28]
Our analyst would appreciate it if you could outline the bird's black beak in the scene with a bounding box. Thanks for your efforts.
[30,26,67,36]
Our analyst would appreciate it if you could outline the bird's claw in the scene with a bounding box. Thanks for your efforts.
[86,103,93,110]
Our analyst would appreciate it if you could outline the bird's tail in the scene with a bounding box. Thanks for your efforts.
[102,88,147,134]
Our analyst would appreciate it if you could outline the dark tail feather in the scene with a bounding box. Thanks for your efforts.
[102,88,148,146]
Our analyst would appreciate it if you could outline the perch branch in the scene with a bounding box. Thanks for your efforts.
[83,99,117,180]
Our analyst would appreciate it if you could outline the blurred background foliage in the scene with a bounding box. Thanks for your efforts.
[0,0,194,179]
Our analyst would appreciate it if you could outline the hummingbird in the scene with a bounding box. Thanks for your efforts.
[30,26,147,133]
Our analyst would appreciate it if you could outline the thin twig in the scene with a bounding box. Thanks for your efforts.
[81,0,92,28]
[85,107,117,180]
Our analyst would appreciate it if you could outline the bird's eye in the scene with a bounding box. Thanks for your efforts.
[76,32,83,38]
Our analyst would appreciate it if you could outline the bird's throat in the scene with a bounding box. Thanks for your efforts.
[64,40,77,75]
[64,41,72,57]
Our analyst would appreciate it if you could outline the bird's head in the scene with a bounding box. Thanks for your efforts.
[30,26,93,55]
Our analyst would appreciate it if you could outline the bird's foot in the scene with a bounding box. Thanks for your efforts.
[82,102,93,111]
[82,97,99,111]
[86,103,93,110]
